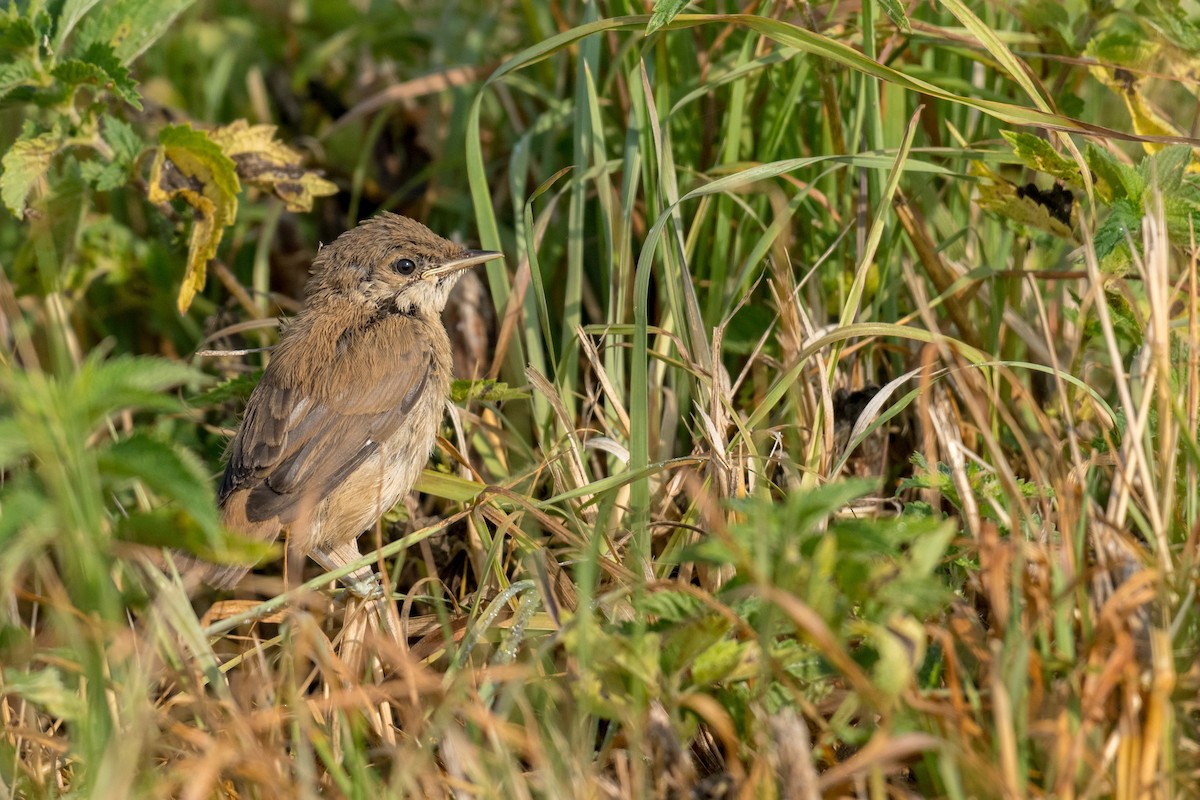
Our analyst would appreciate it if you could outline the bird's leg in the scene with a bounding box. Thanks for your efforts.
[309,541,383,598]
[309,541,402,641]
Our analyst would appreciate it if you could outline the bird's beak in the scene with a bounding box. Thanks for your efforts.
[424,249,504,279]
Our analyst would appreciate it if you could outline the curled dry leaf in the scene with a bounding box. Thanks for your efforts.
[149,121,337,314]
[209,120,337,213]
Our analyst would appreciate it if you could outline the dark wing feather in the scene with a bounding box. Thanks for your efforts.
[219,318,434,524]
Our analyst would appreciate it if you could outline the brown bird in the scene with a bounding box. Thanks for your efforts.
[202,213,501,594]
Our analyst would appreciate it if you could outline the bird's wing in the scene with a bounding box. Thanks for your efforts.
[219,316,435,525]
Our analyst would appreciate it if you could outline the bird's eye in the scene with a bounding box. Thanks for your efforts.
[392,258,417,275]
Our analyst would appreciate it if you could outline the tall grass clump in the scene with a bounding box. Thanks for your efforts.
[1,0,1197,797]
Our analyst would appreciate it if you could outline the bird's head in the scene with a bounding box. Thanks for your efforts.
[307,212,501,316]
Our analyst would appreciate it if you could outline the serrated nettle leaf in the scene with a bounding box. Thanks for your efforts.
[209,121,336,212]
[1163,196,1200,243]
[97,433,220,533]
[976,178,1076,240]
[0,60,37,102]
[75,353,205,427]
[115,506,276,565]
[875,0,912,34]
[75,0,197,64]
[148,124,240,314]
[0,16,37,54]
[187,371,262,407]
[1000,131,1081,184]
[646,0,688,35]
[52,59,123,103]
[639,589,707,623]
[102,116,143,165]
[80,159,127,191]
[1,127,64,219]
[1086,143,1144,203]
[1139,144,1192,194]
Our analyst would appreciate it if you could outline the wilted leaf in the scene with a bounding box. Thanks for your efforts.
[976,178,1076,239]
[147,124,239,313]
[1,125,63,219]
[209,121,336,212]
[1000,131,1081,185]
[1085,33,1184,154]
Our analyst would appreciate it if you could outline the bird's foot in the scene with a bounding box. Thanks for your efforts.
[344,571,385,600]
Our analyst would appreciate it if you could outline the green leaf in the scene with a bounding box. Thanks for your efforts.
[114,506,276,566]
[1139,144,1193,194]
[449,378,529,403]
[54,0,105,52]
[639,589,706,622]
[80,159,127,191]
[75,0,198,64]
[1000,131,1082,185]
[0,418,31,470]
[52,43,141,108]
[1086,143,1144,203]
[97,433,220,534]
[102,116,143,165]
[81,116,145,191]
[2,668,86,721]
[187,370,261,407]
[876,0,912,34]
[74,352,205,428]
[413,469,486,503]
[1,125,63,219]
[0,16,37,55]
[0,60,37,102]
[1092,197,1141,263]
[690,637,748,686]
[646,0,688,34]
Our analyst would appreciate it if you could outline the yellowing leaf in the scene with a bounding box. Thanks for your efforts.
[147,124,239,314]
[209,120,337,212]
[976,169,1077,241]
[1,127,62,219]
[1087,46,1187,155]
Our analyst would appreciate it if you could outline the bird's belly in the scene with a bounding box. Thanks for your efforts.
[304,405,442,553]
